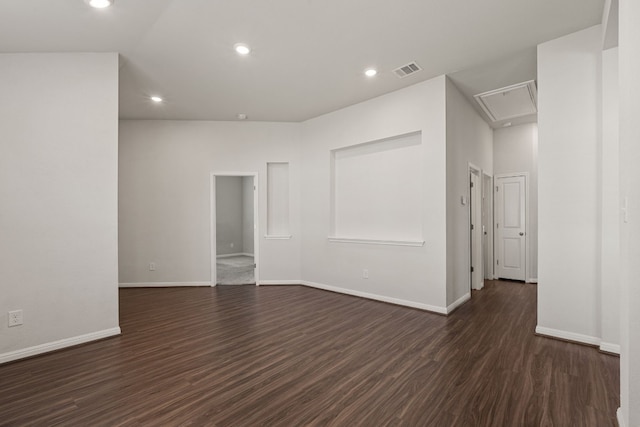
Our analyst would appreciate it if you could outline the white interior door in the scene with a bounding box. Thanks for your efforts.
[482,173,493,280]
[470,170,483,290]
[495,175,526,281]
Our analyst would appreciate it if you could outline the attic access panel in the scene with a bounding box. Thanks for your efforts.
[474,80,537,122]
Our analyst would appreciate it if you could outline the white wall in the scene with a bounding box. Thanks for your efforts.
[331,132,423,241]
[0,53,120,363]
[118,121,302,285]
[493,123,539,282]
[242,176,255,255]
[537,26,602,343]
[600,47,620,353]
[301,76,448,312]
[619,0,640,423]
[216,176,243,256]
[445,78,493,306]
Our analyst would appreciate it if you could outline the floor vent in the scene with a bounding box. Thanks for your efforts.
[393,62,422,78]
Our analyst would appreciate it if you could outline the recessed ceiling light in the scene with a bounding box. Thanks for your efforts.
[365,69,378,77]
[503,122,512,127]
[234,44,251,55]
[150,96,163,103]
[237,113,248,120]
[87,0,113,8]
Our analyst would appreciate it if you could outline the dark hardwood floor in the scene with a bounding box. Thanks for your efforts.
[0,281,619,426]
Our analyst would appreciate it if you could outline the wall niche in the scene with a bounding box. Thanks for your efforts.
[330,131,424,246]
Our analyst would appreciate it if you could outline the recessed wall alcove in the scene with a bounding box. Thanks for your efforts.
[329,131,425,246]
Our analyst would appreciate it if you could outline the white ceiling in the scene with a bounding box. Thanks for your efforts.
[0,0,604,122]
[449,48,540,128]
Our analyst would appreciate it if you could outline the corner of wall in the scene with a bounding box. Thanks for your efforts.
[444,78,494,306]
[0,53,120,361]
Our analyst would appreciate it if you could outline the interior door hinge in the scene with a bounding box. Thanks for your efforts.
[470,182,474,188]
[496,260,499,265]
[471,266,474,273]
[471,224,474,230]
[496,186,499,192]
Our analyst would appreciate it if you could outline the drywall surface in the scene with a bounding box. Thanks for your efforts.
[600,47,620,351]
[331,132,423,241]
[537,26,602,341]
[493,123,539,282]
[445,78,493,306]
[619,0,640,423]
[118,121,302,284]
[216,176,244,256]
[301,76,448,311]
[0,53,119,360]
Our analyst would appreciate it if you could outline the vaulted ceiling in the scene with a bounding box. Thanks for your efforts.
[0,0,604,122]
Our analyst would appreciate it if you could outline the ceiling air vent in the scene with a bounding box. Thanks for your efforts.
[474,80,537,122]
[393,62,422,79]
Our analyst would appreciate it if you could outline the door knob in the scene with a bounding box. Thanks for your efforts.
[519,232,524,236]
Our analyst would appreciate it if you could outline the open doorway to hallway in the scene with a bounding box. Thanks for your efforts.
[211,173,258,285]
[492,124,538,285]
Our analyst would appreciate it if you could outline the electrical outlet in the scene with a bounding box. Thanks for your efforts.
[149,262,156,271]
[8,310,23,327]
[363,269,369,279]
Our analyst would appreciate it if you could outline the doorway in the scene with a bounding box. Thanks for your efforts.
[210,173,259,286]
[482,172,494,280]
[494,173,527,281]
[469,166,483,291]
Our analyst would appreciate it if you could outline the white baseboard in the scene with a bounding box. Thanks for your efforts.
[119,282,212,288]
[258,280,301,286]
[446,292,471,314]
[535,326,601,346]
[0,327,121,365]
[527,277,538,284]
[301,281,447,314]
[617,408,625,427]
[536,326,620,355]
[217,253,242,258]
[599,342,621,355]
[216,253,254,259]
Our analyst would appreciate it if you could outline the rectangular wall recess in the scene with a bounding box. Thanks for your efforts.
[330,131,423,243]
[266,162,290,237]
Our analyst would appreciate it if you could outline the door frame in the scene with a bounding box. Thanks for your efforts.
[494,172,530,282]
[468,163,483,291]
[482,171,494,280]
[210,172,260,287]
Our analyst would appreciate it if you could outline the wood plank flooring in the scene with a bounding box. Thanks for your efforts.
[0,281,619,426]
